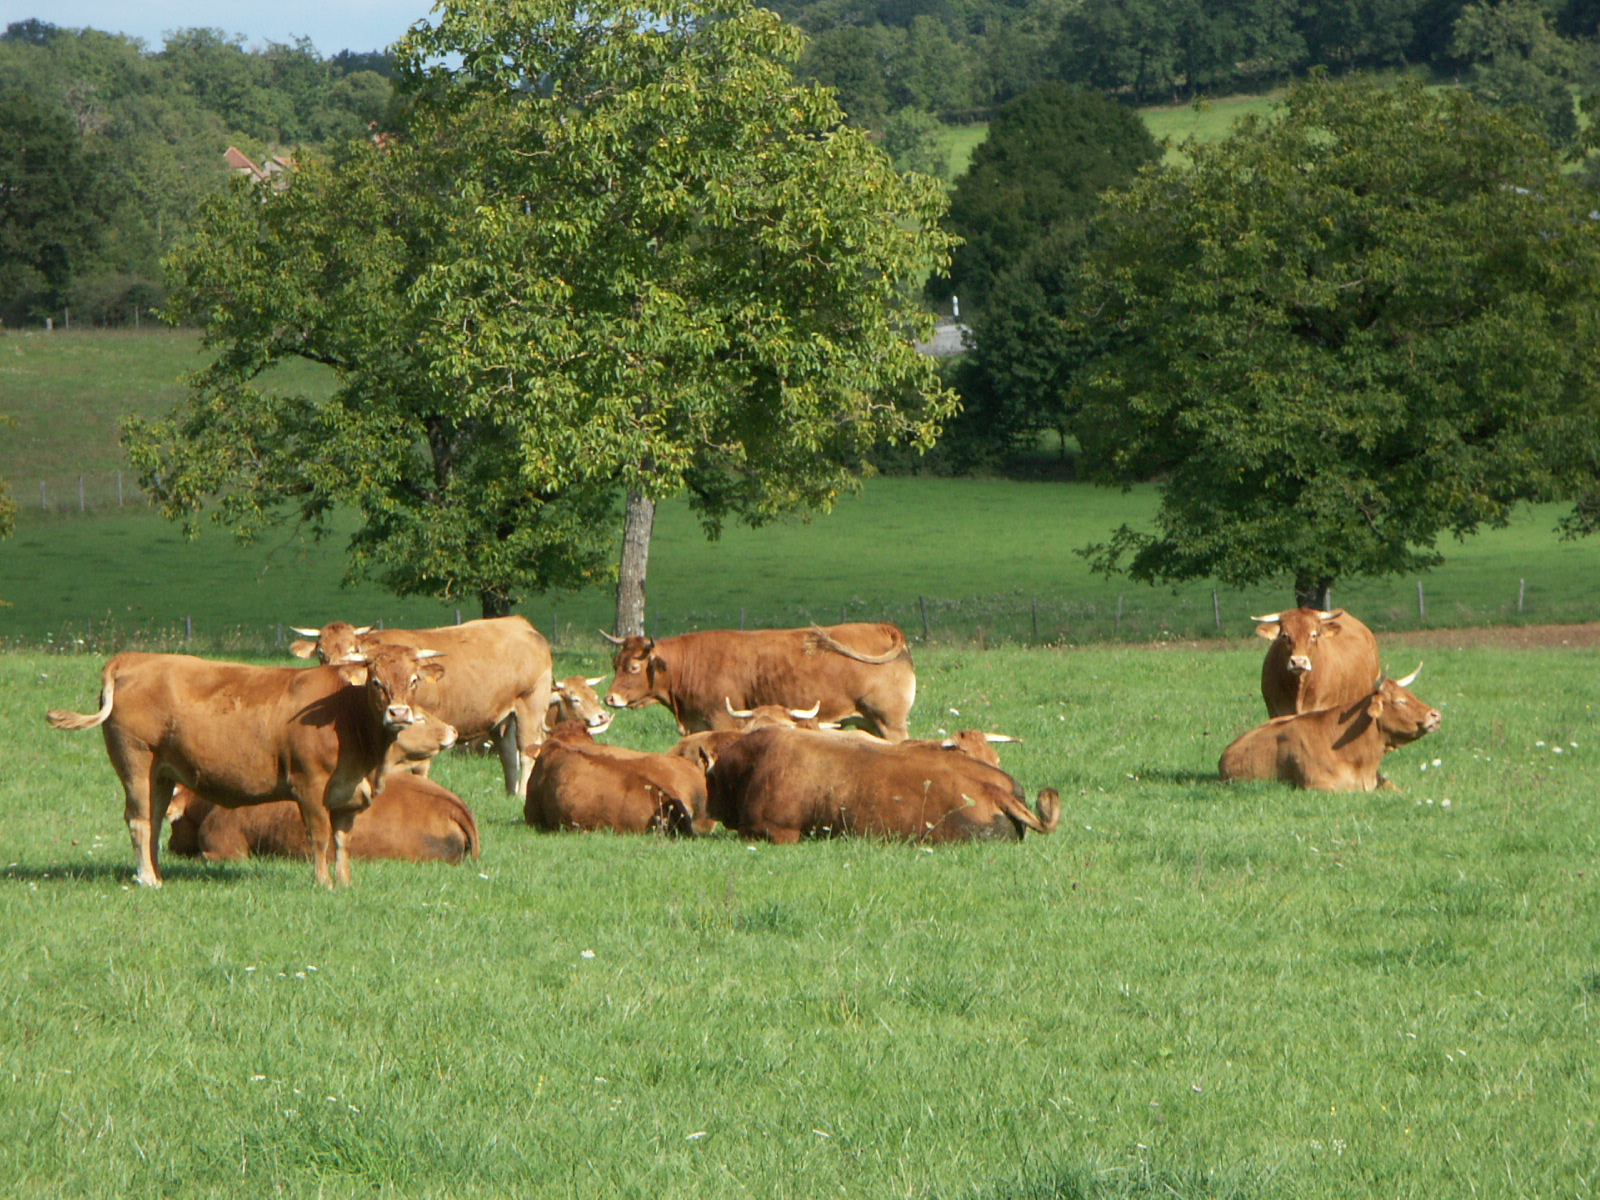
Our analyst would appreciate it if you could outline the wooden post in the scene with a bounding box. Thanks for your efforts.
[919,595,930,643]
[184,616,192,643]
[116,469,123,507]
[1031,597,1038,640]
[551,608,558,646]
[739,606,745,631]
[1212,589,1221,632]
[841,603,847,626]
[455,609,462,625]
[1417,581,1425,620]
[275,623,283,649]
[1116,595,1123,634]
[376,619,384,630]
[1518,578,1525,614]
[39,481,46,510]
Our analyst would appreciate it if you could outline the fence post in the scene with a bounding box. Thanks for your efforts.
[551,607,558,647]
[1417,581,1425,620]
[1212,589,1221,632]
[455,609,462,625]
[116,469,123,507]
[919,595,930,643]
[1031,597,1039,641]
[184,616,192,643]
[739,606,745,631]
[841,603,847,626]
[1116,595,1123,635]
[1518,578,1525,615]
[275,623,283,649]
[376,619,384,631]
[39,481,46,510]
[78,476,85,512]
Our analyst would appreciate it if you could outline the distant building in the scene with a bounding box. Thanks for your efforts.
[224,147,295,188]
[915,319,971,357]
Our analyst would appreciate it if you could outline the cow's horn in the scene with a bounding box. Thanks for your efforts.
[984,733,1021,744]
[290,626,321,637]
[1316,609,1344,621]
[353,625,374,635]
[414,649,445,659]
[1395,662,1423,688]
[725,697,756,719]
[585,676,605,687]
[337,651,369,664]
[599,629,626,645]
[1249,612,1281,624]
[787,702,822,720]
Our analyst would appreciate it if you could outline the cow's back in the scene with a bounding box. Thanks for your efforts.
[361,617,552,738]
[1262,612,1380,717]
[525,741,702,833]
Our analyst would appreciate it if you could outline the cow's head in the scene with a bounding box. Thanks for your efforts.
[389,711,459,766]
[340,644,446,731]
[288,621,372,664]
[549,676,613,735]
[1253,608,1346,675]
[937,730,1020,767]
[1365,664,1441,746]
[600,633,663,709]
[724,698,823,731]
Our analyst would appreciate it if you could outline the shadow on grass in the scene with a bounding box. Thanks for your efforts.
[3,861,248,884]
[1134,768,1221,786]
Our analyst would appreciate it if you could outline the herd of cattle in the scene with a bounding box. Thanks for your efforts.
[45,606,1440,888]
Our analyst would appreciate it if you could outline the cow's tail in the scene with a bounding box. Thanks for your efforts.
[807,625,908,665]
[450,795,481,861]
[997,786,1060,836]
[46,659,118,730]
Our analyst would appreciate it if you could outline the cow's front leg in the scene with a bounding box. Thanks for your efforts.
[495,712,523,797]
[298,799,335,888]
[331,809,357,888]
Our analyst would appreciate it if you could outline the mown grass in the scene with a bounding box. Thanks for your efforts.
[5,637,1597,1198]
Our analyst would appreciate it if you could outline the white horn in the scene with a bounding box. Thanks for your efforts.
[353,625,374,635]
[725,697,756,719]
[1395,662,1423,688]
[585,676,605,687]
[337,651,368,664]
[599,629,626,645]
[414,649,445,659]
[983,733,1020,744]
[1249,613,1282,624]
[787,702,822,720]
[290,626,321,637]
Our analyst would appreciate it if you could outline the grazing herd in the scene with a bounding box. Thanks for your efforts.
[46,607,1442,888]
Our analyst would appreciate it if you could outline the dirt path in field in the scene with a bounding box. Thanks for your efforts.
[1134,622,1600,653]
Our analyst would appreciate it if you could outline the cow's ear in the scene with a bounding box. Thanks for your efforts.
[1366,693,1385,719]
[650,655,667,675]
[420,662,446,681]
[336,663,369,686]
[289,639,318,659]
[1254,623,1280,641]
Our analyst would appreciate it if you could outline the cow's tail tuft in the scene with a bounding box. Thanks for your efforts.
[1034,788,1061,834]
[46,659,118,731]
[807,625,908,665]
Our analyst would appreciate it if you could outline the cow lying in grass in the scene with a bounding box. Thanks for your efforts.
[167,713,478,864]
[1219,666,1440,791]
[525,722,708,835]
[706,726,1058,843]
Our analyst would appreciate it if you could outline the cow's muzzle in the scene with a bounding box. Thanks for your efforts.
[1423,710,1442,733]
[384,704,417,729]
[1288,655,1313,674]
[586,711,614,733]
[604,693,629,709]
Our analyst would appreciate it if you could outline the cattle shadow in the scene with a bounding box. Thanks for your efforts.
[1134,768,1221,787]
[4,861,248,885]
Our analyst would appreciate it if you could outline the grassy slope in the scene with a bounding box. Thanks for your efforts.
[4,640,1597,1198]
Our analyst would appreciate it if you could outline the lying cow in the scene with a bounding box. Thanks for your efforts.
[166,711,475,864]
[667,701,834,772]
[1253,608,1380,717]
[549,676,612,735]
[602,623,915,741]
[706,726,1059,843]
[1219,666,1439,791]
[289,617,553,797]
[525,722,708,835]
[47,645,444,887]
[670,723,1017,774]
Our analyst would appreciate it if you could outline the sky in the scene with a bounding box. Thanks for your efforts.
[0,0,430,55]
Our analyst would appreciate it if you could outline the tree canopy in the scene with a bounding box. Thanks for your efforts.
[1066,76,1600,606]
[932,83,1159,313]
[129,0,954,624]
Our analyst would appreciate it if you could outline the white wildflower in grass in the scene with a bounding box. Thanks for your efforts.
[1553,746,1564,754]
[1432,758,1442,767]
[581,950,596,959]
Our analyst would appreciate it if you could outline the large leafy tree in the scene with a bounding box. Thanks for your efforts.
[1068,76,1600,607]
[931,83,1159,314]
[131,0,953,629]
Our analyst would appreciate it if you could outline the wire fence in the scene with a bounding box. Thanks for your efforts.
[26,471,148,514]
[6,581,1593,660]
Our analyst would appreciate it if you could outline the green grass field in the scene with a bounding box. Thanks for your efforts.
[5,637,1597,1198]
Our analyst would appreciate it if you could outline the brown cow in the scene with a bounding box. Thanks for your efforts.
[166,710,475,863]
[602,623,916,741]
[706,726,1059,844]
[290,617,553,796]
[525,722,708,835]
[1219,665,1440,791]
[46,645,445,888]
[1254,608,1381,718]
[548,676,612,736]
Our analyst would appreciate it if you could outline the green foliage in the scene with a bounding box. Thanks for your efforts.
[881,106,950,178]
[1068,76,1600,602]
[1451,0,1583,146]
[797,24,895,125]
[131,0,954,618]
[935,83,1160,314]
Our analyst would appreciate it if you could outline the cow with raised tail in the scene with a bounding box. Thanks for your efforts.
[706,726,1059,843]
[1220,665,1440,791]
[46,645,445,888]
[525,722,709,835]
[1253,607,1381,718]
[288,617,552,796]
[601,623,915,741]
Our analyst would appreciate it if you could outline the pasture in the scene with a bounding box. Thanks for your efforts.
[4,633,1597,1198]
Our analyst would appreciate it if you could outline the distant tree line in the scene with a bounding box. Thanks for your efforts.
[0,20,394,326]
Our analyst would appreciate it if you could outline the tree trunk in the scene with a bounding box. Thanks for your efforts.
[1295,576,1333,611]
[613,488,655,638]
[480,587,514,620]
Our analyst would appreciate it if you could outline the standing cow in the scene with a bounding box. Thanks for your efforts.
[46,646,444,888]
[601,623,915,741]
[1220,666,1439,791]
[289,617,553,797]
[1253,608,1380,717]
